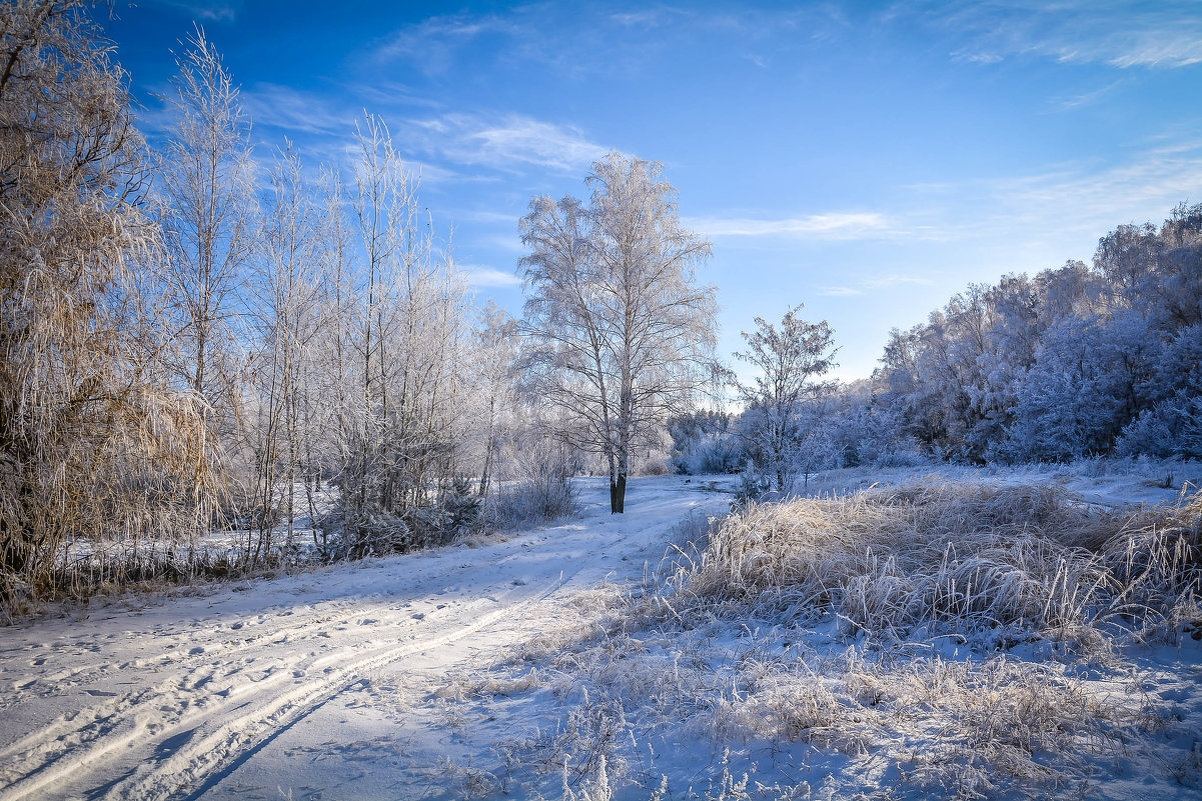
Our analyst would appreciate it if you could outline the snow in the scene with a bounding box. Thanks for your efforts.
[1,465,1199,800]
[0,475,733,801]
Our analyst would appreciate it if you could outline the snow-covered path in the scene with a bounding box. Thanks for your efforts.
[0,476,731,801]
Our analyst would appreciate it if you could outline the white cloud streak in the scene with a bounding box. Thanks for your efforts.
[372,14,509,75]
[864,274,936,289]
[929,1,1202,69]
[879,137,1202,249]
[977,138,1202,239]
[819,274,934,297]
[409,113,609,174]
[685,212,903,240]
[460,265,522,288]
[240,84,347,136]
[149,0,242,22]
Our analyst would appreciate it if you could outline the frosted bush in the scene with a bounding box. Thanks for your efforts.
[1116,393,1202,458]
[490,472,577,529]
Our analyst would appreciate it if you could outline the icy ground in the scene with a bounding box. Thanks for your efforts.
[0,465,1199,801]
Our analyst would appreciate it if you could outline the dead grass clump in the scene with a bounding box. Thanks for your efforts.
[1102,492,1201,634]
[887,655,1152,800]
[675,479,1201,641]
[451,484,1200,800]
[720,662,869,752]
[434,668,544,702]
[708,649,1163,800]
[498,698,632,790]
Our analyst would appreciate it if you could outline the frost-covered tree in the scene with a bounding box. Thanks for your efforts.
[336,113,476,549]
[667,410,741,475]
[821,383,927,469]
[520,153,717,513]
[734,305,837,492]
[0,0,214,606]
[245,144,322,563]
[473,301,521,499]
[157,26,257,426]
[1116,322,1202,458]
[866,203,1202,464]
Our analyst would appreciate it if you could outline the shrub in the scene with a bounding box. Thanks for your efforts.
[490,471,576,530]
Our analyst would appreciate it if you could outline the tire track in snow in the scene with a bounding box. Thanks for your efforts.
[1,597,413,707]
[0,599,434,774]
[0,478,729,801]
[107,572,570,801]
[0,573,568,801]
[0,589,494,797]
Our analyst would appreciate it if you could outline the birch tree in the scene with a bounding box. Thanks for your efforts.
[247,144,321,565]
[520,153,717,513]
[157,26,256,435]
[474,301,521,500]
[335,113,476,552]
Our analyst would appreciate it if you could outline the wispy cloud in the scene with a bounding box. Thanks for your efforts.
[372,13,510,75]
[819,273,934,297]
[350,80,445,112]
[609,10,674,28]
[366,5,792,82]
[982,137,1202,237]
[455,209,522,225]
[484,233,526,253]
[685,212,903,240]
[148,0,242,22]
[1048,79,1127,112]
[459,264,521,288]
[927,1,1202,69]
[884,135,1202,267]
[408,113,609,174]
[240,83,347,136]
[865,274,936,289]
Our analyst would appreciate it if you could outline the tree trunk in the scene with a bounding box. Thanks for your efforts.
[611,441,629,513]
[609,473,627,514]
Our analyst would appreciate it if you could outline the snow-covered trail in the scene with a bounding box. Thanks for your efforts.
[0,476,730,801]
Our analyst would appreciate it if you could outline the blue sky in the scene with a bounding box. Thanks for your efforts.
[105,1,1202,380]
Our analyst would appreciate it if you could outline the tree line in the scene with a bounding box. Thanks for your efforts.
[0,1,721,616]
[3,1,1197,618]
[672,203,1202,491]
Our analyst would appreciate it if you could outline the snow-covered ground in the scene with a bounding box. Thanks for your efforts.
[423,465,1202,801]
[1,464,1198,801]
[0,475,733,801]
[782,457,1200,509]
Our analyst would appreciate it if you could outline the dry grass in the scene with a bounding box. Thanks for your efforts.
[674,479,1201,644]
[471,479,1201,801]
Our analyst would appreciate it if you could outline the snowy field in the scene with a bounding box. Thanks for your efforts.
[0,465,1199,801]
